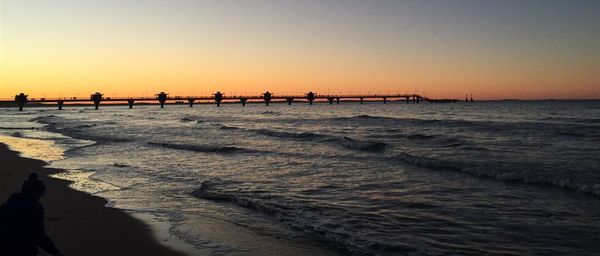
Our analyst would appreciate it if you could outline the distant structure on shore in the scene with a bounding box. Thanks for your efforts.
[3,91,465,111]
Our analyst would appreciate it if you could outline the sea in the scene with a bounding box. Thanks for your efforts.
[0,100,599,256]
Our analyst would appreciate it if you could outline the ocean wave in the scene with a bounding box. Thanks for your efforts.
[75,135,130,143]
[9,131,67,142]
[556,131,600,141]
[180,117,196,122]
[260,111,280,115]
[192,179,414,256]
[327,136,387,152]
[406,134,436,140]
[333,115,598,136]
[557,131,588,138]
[0,127,36,130]
[230,127,386,153]
[29,115,57,123]
[352,114,397,121]
[113,163,130,168]
[31,115,130,143]
[541,116,600,124]
[389,152,600,196]
[48,127,131,143]
[255,129,324,139]
[219,125,240,130]
[459,163,600,196]
[232,126,387,152]
[460,145,490,151]
[147,142,259,154]
[73,124,97,129]
[394,133,469,147]
[242,127,386,152]
[390,153,463,171]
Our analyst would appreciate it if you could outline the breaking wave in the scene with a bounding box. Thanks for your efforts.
[180,117,196,122]
[327,136,387,152]
[147,142,260,154]
[388,152,600,196]
[0,127,36,130]
[260,111,281,115]
[218,125,240,130]
[255,129,324,139]
[192,179,415,256]
[30,115,131,143]
[223,127,387,152]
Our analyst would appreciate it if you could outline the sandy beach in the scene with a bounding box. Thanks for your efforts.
[0,143,186,256]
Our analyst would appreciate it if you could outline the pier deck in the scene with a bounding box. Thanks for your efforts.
[2,91,461,111]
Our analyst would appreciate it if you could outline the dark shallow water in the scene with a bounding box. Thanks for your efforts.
[1,100,599,255]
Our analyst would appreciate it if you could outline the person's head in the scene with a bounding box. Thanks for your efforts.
[21,172,46,200]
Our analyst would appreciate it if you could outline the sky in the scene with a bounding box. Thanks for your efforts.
[1,0,599,99]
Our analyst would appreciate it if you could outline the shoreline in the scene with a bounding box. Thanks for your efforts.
[0,132,343,256]
[0,143,188,256]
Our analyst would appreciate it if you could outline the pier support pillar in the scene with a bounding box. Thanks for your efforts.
[90,92,103,110]
[416,97,420,103]
[306,91,316,105]
[188,99,195,107]
[383,97,387,104]
[57,101,64,110]
[406,97,410,103]
[336,97,340,104]
[286,97,293,105]
[15,93,27,111]
[128,99,135,109]
[157,92,168,108]
[240,98,247,106]
[214,91,223,107]
[327,97,334,105]
[263,91,272,106]
[360,97,364,104]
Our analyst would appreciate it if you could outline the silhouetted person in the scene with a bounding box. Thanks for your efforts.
[0,173,62,256]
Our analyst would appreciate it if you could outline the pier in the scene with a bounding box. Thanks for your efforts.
[3,91,462,111]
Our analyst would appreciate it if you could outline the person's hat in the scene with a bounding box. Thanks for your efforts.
[21,172,46,193]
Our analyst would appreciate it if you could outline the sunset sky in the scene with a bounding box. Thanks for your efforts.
[1,0,599,100]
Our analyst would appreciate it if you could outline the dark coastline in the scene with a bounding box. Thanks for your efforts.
[0,143,187,256]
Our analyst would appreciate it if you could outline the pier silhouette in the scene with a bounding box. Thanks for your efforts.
[3,91,463,111]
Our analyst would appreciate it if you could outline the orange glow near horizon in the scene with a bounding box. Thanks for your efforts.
[1,1,599,100]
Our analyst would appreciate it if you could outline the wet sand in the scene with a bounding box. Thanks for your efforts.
[0,143,187,256]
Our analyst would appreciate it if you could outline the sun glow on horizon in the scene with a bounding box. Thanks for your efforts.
[1,0,599,100]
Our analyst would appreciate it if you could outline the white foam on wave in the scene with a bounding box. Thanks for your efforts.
[49,170,121,194]
[0,134,64,162]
